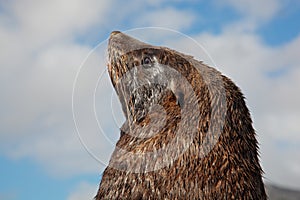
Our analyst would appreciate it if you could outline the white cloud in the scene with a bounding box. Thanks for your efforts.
[216,0,281,22]
[1,43,88,131]
[100,0,197,32]
[67,182,98,200]
[0,41,108,177]
[145,0,198,6]
[134,7,196,30]
[0,0,115,177]
[8,0,111,48]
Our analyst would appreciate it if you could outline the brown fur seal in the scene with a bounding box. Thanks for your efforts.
[95,31,267,199]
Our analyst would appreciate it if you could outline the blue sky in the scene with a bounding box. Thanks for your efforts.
[1,0,300,199]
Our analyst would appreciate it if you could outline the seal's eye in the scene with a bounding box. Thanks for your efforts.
[142,56,152,65]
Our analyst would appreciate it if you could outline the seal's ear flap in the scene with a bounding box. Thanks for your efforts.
[169,78,184,108]
[176,91,184,108]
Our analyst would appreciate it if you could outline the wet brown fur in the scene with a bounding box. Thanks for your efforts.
[95,31,267,199]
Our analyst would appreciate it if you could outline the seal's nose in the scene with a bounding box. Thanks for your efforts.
[110,31,121,36]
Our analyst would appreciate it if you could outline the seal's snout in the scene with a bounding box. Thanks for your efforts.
[110,30,121,36]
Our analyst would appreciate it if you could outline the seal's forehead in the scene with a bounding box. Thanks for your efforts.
[124,48,165,57]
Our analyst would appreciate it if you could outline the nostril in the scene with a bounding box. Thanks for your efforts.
[133,60,140,67]
[111,31,121,36]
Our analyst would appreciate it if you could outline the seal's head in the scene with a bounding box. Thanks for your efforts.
[108,31,194,127]
[96,31,267,200]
